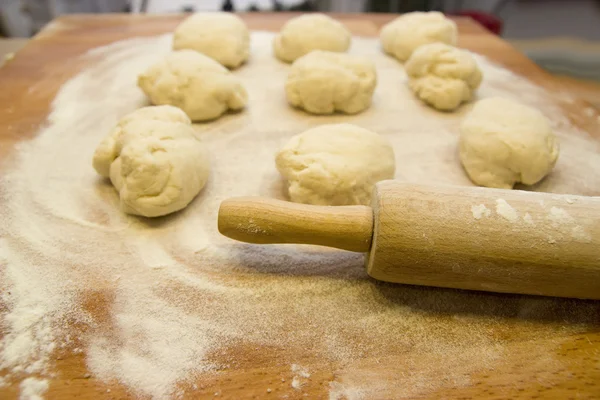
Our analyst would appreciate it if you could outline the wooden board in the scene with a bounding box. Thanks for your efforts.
[0,13,599,399]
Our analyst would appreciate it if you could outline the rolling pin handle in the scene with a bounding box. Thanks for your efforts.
[218,197,373,252]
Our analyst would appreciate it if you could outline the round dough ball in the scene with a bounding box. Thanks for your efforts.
[405,42,482,111]
[459,97,559,189]
[173,12,249,68]
[285,50,377,115]
[138,50,247,121]
[93,105,210,217]
[273,14,351,63]
[380,11,457,62]
[276,124,395,206]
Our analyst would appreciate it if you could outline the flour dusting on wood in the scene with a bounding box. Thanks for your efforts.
[495,199,519,222]
[471,204,491,220]
[1,32,599,399]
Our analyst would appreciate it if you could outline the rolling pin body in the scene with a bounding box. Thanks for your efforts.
[368,181,600,299]
[218,181,600,299]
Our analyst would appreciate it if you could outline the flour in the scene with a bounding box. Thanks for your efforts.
[471,204,491,220]
[495,199,519,222]
[329,381,364,400]
[1,32,599,400]
[19,378,48,400]
[291,378,303,390]
[290,364,310,390]
[546,206,591,243]
[291,364,310,378]
[571,226,592,243]
[547,206,574,225]
[523,213,535,225]
[584,107,595,118]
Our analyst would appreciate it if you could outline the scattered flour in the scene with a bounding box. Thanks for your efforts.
[291,377,302,390]
[1,32,599,399]
[495,199,519,222]
[290,364,310,390]
[523,213,535,225]
[329,381,364,400]
[583,107,595,118]
[545,206,591,242]
[571,226,593,243]
[19,378,48,400]
[291,364,310,379]
[547,206,575,225]
[471,204,491,220]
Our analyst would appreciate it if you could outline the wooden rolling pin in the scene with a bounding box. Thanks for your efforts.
[218,181,600,299]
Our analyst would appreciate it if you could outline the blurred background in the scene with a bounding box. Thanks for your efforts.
[1,0,599,105]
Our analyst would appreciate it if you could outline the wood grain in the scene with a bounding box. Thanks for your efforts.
[0,13,599,400]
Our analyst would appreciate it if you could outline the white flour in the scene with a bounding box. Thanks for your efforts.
[19,377,48,400]
[471,204,491,220]
[524,212,535,225]
[290,363,310,390]
[547,206,574,225]
[495,199,519,222]
[1,32,599,399]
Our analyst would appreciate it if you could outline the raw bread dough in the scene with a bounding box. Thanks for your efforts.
[459,97,560,189]
[138,50,247,122]
[173,12,249,68]
[405,42,482,111]
[92,105,210,217]
[380,11,457,62]
[276,124,395,205]
[285,50,377,115]
[273,14,351,63]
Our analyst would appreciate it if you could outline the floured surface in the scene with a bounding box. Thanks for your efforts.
[1,32,599,399]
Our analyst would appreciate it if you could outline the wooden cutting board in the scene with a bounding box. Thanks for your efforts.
[0,13,599,399]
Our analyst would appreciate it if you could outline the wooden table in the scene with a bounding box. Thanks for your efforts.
[0,38,27,61]
[0,13,599,399]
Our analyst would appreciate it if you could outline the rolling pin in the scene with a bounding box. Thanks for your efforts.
[218,181,600,299]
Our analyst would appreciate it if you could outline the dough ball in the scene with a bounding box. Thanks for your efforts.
[173,12,249,68]
[380,11,457,62]
[405,43,482,111]
[138,50,247,121]
[273,14,351,63]
[93,105,210,217]
[459,97,559,189]
[285,50,377,115]
[276,124,395,206]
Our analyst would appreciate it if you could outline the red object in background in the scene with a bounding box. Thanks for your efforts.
[457,10,503,35]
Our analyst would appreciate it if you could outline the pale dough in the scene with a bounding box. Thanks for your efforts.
[273,14,351,63]
[92,105,210,217]
[173,12,249,68]
[380,11,457,62]
[405,42,482,111]
[285,50,377,115]
[275,124,395,206]
[459,97,560,189]
[138,50,247,121]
